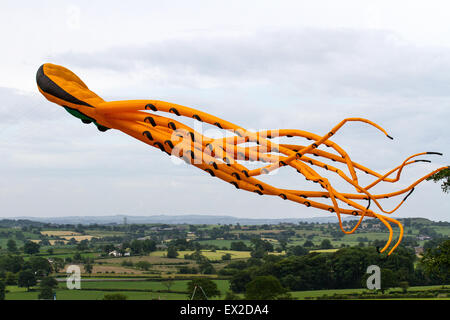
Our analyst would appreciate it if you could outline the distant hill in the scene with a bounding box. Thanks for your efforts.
[5,214,363,225]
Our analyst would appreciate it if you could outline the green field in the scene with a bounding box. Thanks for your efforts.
[150,250,251,261]
[196,239,252,249]
[6,279,231,300]
[56,279,230,293]
[5,288,187,300]
[290,285,450,300]
[6,283,448,300]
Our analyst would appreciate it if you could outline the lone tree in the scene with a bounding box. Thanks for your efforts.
[18,270,37,291]
[167,246,179,259]
[23,241,40,255]
[427,167,450,193]
[187,278,221,300]
[38,287,54,300]
[7,239,18,253]
[320,239,333,249]
[84,262,93,275]
[163,277,175,291]
[245,275,287,300]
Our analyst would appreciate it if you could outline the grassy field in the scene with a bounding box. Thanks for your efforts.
[6,279,230,300]
[5,288,187,300]
[56,279,230,293]
[6,283,448,300]
[290,285,450,300]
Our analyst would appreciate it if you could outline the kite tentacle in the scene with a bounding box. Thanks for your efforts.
[244,118,392,179]
[102,104,443,255]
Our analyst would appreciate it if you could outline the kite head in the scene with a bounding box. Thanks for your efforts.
[36,63,110,131]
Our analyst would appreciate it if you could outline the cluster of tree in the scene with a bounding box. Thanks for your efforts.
[4,240,40,255]
[178,266,199,274]
[249,239,274,258]
[0,254,53,295]
[37,276,58,300]
[183,250,216,274]
[230,241,249,251]
[187,278,221,300]
[224,243,450,294]
[121,260,152,271]
[100,239,157,256]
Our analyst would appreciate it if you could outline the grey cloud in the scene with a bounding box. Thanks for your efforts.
[55,28,450,97]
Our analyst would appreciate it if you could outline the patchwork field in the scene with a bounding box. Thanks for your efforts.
[41,231,81,237]
[149,250,251,261]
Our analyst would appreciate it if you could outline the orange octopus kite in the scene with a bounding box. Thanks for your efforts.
[37,63,447,255]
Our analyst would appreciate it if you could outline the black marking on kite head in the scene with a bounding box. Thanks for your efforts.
[36,64,94,108]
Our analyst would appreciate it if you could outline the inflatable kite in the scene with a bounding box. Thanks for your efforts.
[36,63,447,255]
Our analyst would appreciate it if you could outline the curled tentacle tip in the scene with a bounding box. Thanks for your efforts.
[386,134,394,140]
[427,151,443,156]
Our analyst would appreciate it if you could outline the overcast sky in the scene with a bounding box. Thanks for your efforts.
[0,0,449,221]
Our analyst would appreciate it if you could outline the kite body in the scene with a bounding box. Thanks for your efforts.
[37,63,447,255]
